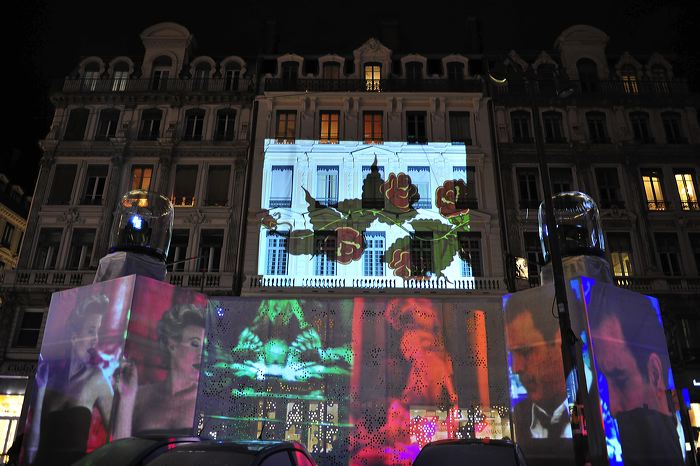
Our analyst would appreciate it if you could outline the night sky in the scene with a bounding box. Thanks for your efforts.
[4,0,698,195]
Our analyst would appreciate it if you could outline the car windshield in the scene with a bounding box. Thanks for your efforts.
[73,437,161,466]
[145,445,256,466]
[413,443,519,466]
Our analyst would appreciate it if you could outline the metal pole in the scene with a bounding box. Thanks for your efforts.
[530,98,599,466]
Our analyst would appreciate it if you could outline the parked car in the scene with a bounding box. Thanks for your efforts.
[412,438,528,466]
[72,435,316,466]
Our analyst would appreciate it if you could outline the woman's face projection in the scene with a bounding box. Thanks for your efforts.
[71,313,102,364]
[169,324,205,383]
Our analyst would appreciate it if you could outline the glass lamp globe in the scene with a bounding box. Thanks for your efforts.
[538,191,605,263]
[109,190,174,261]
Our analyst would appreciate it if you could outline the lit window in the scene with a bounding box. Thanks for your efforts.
[266,231,289,275]
[275,111,296,144]
[459,232,482,277]
[607,232,634,277]
[270,166,293,208]
[319,111,340,143]
[364,63,381,91]
[131,165,153,191]
[621,65,638,94]
[641,169,666,211]
[363,232,385,276]
[407,166,431,209]
[675,171,698,211]
[523,232,544,286]
[363,111,383,143]
[1,223,15,248]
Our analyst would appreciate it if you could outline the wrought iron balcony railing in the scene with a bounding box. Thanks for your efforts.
[58,77,253,94]
[490,79,689,100]
[264,78,484,93]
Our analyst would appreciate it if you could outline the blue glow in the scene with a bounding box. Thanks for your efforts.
[216,306,225,318]
[681,388,690,408]
[130,214,143,230]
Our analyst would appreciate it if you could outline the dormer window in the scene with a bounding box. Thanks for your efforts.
[405,62,423,80]
[447,62,464,80]
[224,63,241,91]
[364,63,381,91]
[577,58,599,93]
[281,62,299,81]
[82,62,101,91]
[193,63,211,90]
[112,61,129,92]
[151,55,172,91]
[651,65,669,94]
[621,65,638,94]
[322,62,341,79]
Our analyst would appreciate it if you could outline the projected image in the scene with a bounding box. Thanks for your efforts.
[197,298,509,466]
[583,280,685,466]
[112,278,208,439]
[23,276,133,466]
[259,141,477,285]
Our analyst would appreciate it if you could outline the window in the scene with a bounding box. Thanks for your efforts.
[453,166,477,209]
[689,233,700,274]
[523,232,544,286]
[281,62,299,81]
[630,112,653,143]
[66,229,96,270]
[410,233,433,277]
[138,108,162,140]
[111,62,129,91]
[172,165,198,207]
[511,111,532,143]
[542,111,565,143]
[364,63,381,91]
[446,62,464,80]
[183,109,205,141]
[275,111,296,143]
[459,232,482,277]
[81,165,108,205]
[586,112,609,143]
[167,229,189,272]
[266,231,289,275]
[319,111,340,143]
[205,165,230,206]
[150,56,171,90]
[517,168,540,209]
[64,108,89,141]
[405,62,423,80]
[82,62,100,91]
[198,229,224,272]
[131,165,153,191]
[363,232,385,276]
[14,311,44,348]
[270,165,293,208]
[595,167,624,208]
[407,166,431,208]
[621,65,638,94]
[362,164,385,209]
[316,166,339,207]
[651,65,669,94]
[662,112,685,144]
[314,231,337,276]
[363,111,383,143]
[215,109,236,141]
[322,62,341,79]
[641,169,666,211]
[32,228,62,269]
[192,63,210,90]
[537,64,557,95]
[675,170,698,211]
[47,164,77,205]
[224,64,241,91]
[1,223,14,248]
[607,232,634,277]
[550,167,573,194]
[577,58,599,93]
[94,109,120,140]
[406,112,427,143]
[449,112,471,144]
[655,232,682,276]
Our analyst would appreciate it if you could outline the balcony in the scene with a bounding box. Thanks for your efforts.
[57,77,253,94]
[615,276,700,293]
[680,201,700,211]
[264,78,484,93]
[248,274,503,293]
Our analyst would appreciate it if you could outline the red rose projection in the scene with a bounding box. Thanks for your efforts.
[335,227,364,264]
[388,249,412,278]
[381,173,418,212]
[435,179,470,219]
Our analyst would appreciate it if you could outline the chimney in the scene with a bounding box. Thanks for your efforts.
[380,19,399,51]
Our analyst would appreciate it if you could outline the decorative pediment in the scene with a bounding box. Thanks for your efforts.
[645,52,674,80]
[353,38,392,77]
[140,22,191,41]
[614,51,643,76]
[555,25,609,47]
[506,50,528,71]
[348,145,397,157]
[532,51,558,71]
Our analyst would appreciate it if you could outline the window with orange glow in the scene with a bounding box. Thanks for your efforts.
[641,169,665,211]
[675,172,698,210]
[621,66,638,94]
[320,111,340,143]
[131,165,153,191]
[363,111,383,143]
[364,63,381,91]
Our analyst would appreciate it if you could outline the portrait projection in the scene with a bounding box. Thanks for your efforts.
[503,285,575,465]
[197,297,509,466]
[22,276,133,466]
[581,279,686,466]
[111,277,208,439]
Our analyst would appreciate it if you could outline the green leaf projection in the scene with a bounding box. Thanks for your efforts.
[259,141,474,280]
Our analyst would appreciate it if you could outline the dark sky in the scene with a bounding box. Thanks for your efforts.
[4,0,698,195]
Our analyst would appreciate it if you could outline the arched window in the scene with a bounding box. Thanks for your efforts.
[193,63,211,90]
[183,108,206,141]
[577,58,599,93]
[82,62,101,91]
[138,108,163,140]
[151,56,172,90]
[112,61,130,91]
[621,65,638,94]
[215,109,236,141]
[64,108,90,141]
[224,62,241,91]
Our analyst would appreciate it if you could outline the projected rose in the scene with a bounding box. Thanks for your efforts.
[436,179,470,219]
[382,172,418,212]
